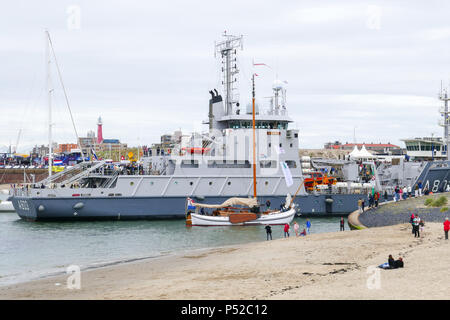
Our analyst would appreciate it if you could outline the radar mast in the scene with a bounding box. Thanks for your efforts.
[215,32,243,116]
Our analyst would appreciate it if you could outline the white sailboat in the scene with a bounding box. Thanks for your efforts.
[0,190,14,212]
[185,74,302,227]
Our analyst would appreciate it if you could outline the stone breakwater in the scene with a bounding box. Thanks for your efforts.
[358,192,450,228]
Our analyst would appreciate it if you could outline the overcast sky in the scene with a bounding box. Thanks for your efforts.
[1,0,450,153]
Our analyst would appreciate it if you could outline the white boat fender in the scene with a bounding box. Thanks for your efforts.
[325,198,334,203]
[195,195,205,201]
[73,202,84,210]
[38,205,45,212]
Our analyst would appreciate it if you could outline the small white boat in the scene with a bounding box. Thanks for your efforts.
[0,190,15,212]
[186,196,297,227]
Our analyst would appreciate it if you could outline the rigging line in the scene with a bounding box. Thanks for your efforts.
[46,31,85,162]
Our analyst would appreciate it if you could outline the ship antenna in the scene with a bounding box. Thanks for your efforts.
[46,31,86,163]
[45,30,53,178]
[252,73,257,199]
[215,33,243,116]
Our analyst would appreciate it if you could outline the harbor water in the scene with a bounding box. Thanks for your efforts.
[0,212,344,286]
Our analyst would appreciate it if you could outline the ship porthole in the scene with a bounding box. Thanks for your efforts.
[130,182,134,186]
[228,181,231,185]
[209,182,213,185]
[190,181,194,185]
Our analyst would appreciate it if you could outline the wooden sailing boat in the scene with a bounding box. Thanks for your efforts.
[185,74,303,226]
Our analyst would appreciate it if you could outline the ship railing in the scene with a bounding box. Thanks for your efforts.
[39,162,87,185]
[59,160,107,186]
[308,186,381,195]
[101,170,120,188]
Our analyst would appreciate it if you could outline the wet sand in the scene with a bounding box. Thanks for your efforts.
[1,222,449,300]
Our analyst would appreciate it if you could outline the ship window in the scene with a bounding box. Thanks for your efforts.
[130,182,134,186]
[260,160,277,168]
[209,181,213,185]
[285,160,297,168]
[228,181,231,185]
[265,181,269,185]
[294,133,298,138]
[290,143,293,148]
[207,160,251,168]
[279,143,282,147]
[181,160,199,168]
[268,143,271,147]
[190,181,194,185]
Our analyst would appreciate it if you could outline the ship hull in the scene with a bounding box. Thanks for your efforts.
[13,161,450,221]
[11,193,380,221]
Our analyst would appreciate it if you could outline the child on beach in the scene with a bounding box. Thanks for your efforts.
[294,221,299,237]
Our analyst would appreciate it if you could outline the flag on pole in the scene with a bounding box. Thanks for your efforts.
[91,148,98,160]
[187,197,196,210]
[281,161,293,187]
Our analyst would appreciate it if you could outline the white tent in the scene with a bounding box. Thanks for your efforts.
[348,145,376,160]
[348,146,360,158]
[358,145,376,159]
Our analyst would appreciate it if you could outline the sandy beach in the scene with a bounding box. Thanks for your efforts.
[1,221,450,300]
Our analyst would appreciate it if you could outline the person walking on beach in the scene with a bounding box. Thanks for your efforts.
[340,217,345,231]
[418,181,423,196]
[444,217,450,240]
[394,186,400,201]
[358,198,363,213]
[284,223,290,238]
[265,225,272,241]
[413,215,421,238]
[410,213,415,234]
[361,199,365,212]
[294,221,299,237]
[306,219,311,234]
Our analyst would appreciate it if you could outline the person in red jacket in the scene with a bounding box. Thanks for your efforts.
[284,223,290,238]
[444,217,450,240]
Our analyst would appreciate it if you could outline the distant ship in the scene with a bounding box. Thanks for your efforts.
[9,32,450,221]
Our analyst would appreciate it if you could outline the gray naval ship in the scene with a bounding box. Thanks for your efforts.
[10,33,450,221]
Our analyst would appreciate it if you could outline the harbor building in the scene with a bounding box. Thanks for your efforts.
[401,137,447,160]
[324,141,402,155]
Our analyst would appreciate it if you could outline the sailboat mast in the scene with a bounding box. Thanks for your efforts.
[46,30,53,178]
[252,74,257,198]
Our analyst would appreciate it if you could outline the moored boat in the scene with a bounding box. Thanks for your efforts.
[185,196,297,226]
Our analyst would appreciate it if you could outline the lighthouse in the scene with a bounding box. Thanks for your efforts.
[97,116,103,144]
